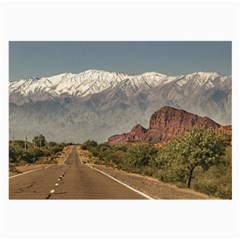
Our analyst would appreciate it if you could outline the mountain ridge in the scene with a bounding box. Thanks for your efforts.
[10,69,229,82]
[10,69,230,102]
[9,69,231,143]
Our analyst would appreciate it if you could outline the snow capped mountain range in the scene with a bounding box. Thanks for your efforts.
[9,69,231,143]
[9,69,229,103]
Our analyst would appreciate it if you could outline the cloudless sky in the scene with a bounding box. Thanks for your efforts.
[9,41,231,81]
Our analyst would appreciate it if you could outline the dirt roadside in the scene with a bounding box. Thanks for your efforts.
[90,164,216,199]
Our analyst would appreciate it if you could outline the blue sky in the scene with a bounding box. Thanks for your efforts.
[9,41,231,81]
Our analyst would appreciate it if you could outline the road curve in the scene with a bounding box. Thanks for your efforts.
[9,146,147,200]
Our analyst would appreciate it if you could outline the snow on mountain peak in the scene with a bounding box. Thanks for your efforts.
[188,71,221,79]
[140,71,167,77]
[179,71,223,87]
[9,70,229,100]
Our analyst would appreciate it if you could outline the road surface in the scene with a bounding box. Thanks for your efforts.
[9,146,147,199]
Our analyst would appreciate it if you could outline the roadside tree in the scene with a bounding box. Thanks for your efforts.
[173,127,229,188]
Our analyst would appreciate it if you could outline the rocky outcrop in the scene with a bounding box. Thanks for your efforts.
[108,124,147,144]
[107,106,222,144]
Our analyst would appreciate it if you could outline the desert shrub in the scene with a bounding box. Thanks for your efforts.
[105,150,126,165]
[9,163,21,174]
[50,145,64,155]
[81,145,88,150]
[81,139,98,150]
[98,143,112,151]
[140,166,155,176]
[88,143,112,160]
[192,146,232,199]
[9,136,69,166]
[111,144,128,152]
[91,149,100,158]
[20,150,33,162]
[32,134,46,147]
[127,144,157,167]
[9,145,23,163]
[154,127,229,188]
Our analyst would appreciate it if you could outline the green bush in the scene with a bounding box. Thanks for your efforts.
[81,139,98,150]
[9,145,23,163]
[50,145,64,155]
[127,144,157,167]
[81,145,88,150]
[105,150,126,165]
[192,146,232,198]
[140,166,155,176]
[154,127,229,188]
[32,134,46,147]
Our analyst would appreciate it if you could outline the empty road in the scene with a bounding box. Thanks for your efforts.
[9,146,148,199]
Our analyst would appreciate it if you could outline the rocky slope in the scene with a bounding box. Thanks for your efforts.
[9,69,231,143]
[108,106,222,144]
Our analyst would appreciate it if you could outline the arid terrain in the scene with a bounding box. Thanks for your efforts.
[9,145,215,199]
[77,147,214,199]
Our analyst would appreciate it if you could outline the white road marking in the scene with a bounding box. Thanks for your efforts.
[50,189,55,194]
[86,165,155,200]
[9,167,43,179]
[55,183,59,186]
[62,146,74,165]
[9,164,54,179]
[76,148,83,164]
[44,164,53,169]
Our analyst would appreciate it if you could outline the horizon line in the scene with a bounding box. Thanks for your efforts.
[10,69,231,82]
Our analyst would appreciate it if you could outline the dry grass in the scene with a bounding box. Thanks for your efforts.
[76,145,98,164]
[57,145,72,165]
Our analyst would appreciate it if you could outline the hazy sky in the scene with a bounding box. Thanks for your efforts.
[9,41,231,81]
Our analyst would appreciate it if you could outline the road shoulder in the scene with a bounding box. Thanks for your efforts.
[89,164,216,200]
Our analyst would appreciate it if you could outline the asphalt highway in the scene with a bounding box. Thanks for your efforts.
[9,146,147,199]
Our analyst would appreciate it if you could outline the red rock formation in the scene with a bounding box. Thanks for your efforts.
[145,106,220,142]
[108,124,147,144]
[218,125,232,142]
[107,106,224,144]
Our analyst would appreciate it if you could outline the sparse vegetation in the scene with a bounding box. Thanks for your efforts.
[81,139,98,150]
[84,127,231,199]
[9,134,68,167]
